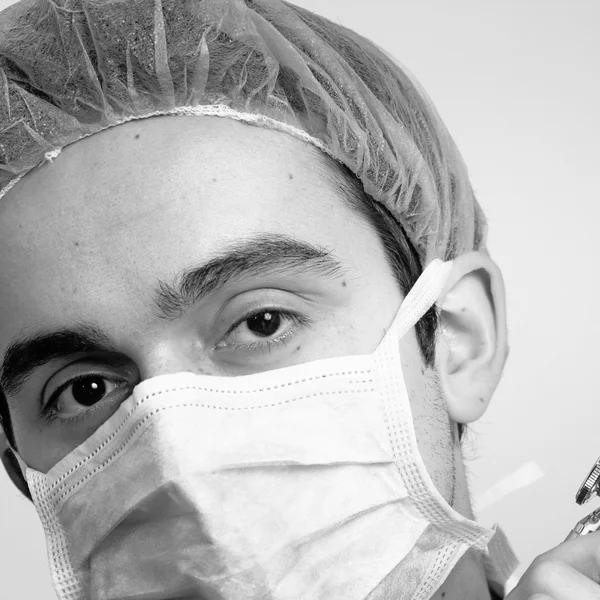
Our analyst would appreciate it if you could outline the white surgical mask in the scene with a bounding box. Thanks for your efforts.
[13,258,517,600]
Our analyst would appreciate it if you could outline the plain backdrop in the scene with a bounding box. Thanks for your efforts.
[0,0,598,598]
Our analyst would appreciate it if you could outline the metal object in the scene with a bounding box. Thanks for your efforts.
[568,456,600,538]
[576,456,600,506]
[571,507,600,537]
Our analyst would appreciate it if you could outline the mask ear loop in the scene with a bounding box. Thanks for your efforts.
[395,258,454,339]
[1,445,32,501]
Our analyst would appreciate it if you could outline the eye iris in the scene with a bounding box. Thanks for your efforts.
[71,377,107,407]
[246,312,281,337]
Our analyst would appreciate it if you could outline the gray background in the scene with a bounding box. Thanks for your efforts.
[0,0,598,597]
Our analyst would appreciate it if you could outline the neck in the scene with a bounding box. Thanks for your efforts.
[430,438,492,600]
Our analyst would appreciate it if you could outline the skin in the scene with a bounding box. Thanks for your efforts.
[0,116,509,599]
[506,530,600,599]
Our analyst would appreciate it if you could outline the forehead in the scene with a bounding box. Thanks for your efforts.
[0,116,365,344]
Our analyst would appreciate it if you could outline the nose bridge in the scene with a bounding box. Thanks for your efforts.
[135,333,215,382]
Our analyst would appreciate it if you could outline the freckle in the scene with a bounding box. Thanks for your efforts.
[295,345,301,352]
[134,134,140,140]
[289,173,294,180]
[479,397,485,403]
[74,241,79,247]
[441,593,446,599]
[341,281,347,287]
[212,177,217,182]
[461,307,466,312]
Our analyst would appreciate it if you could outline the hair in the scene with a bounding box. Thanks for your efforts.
[0,389,12,448]
[328,159,439,366]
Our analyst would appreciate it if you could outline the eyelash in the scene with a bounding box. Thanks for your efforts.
[219,307,312,354]
[40,308,312,425]
[40,376,129,426]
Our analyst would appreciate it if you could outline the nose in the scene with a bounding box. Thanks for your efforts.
[135,337,217,382]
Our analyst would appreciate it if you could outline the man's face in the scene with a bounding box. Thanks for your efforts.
[0,116,455,500]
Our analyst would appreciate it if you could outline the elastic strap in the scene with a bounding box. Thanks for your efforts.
[395,258,454,339]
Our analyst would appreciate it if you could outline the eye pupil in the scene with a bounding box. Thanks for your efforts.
[246,311,281,337]
[72,377,107,407]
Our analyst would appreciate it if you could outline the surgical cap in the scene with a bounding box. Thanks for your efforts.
[0,0,487,264]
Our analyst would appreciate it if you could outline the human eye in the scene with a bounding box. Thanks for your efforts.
[41,371,132,426]
[216,308,313,354]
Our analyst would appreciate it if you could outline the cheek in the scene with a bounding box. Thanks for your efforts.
[327,272,455,501]
[11,410,59,473]
[399,332,455,503]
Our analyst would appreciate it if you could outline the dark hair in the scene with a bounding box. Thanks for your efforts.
[328,159,438,365]
[0,390,11,447]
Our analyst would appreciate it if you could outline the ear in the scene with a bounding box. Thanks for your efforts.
[0,432,32,501]
[435,251,508,424]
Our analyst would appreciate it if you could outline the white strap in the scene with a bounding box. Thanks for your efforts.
[396,258,453,339]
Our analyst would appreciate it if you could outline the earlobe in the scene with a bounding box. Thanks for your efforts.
[435,251,508,425]
[0,435,32,501]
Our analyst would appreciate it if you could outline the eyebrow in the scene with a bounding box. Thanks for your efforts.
[0,233,346,399]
